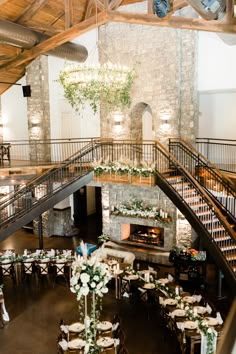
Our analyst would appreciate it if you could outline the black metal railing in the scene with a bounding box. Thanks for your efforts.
[0,141,97,229]
[169,138,236,219]
[196,138,236,174]
[0,140,156,230]
[1,137,99,166]
[154,141,236,280]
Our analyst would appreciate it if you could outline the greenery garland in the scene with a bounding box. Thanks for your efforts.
[112,198,171,223]
[59,65,136,113]
[93,161,156,177]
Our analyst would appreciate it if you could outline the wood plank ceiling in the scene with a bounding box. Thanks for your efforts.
[0,0,235,95]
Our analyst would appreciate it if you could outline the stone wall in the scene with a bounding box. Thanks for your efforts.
[26,55,51,162]
[99,3,198,145]
[99,183,177,251]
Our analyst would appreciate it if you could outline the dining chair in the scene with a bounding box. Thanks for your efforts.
[57,333,84,354]
[0,306,4,329]
[36,259,52,287]
[120,278,131,298]
[0,260,16,284]
[52,261,68,288]
[21,259,36,281]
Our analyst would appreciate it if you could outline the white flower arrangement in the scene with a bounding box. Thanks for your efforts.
[92,159,156,177]
[112,198,171,223]
[70,243,111,300]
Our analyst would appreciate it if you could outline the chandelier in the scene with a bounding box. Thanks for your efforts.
[59,61,135,114]
[59,1,136,114]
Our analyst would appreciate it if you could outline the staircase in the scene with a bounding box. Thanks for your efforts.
[166,174,236,265]
[153,141,236,290]
[0,139,235,290]
[169,138,236,220]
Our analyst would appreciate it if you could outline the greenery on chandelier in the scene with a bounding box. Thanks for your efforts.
[59,64,136,113]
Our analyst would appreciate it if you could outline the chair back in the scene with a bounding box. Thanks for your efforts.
[0,261,14,276]
[38,260,50,275]
[55,262,66,275]
[22,260,34,274]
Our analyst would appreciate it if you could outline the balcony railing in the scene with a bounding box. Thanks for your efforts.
[1,137,99,166]
[196,138,236,174]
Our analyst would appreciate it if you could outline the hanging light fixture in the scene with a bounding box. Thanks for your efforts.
[59,5,135,114]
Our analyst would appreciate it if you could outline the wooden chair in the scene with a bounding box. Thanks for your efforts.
[36,259,52,286]
[52,261,68,288]
[57,333,84,354]
[0,260,16,284]
[21,259,36,281]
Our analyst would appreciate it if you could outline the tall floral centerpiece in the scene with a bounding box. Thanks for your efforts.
[70,242,111,354]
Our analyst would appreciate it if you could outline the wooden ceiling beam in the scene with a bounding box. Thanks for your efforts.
[16,0,50,24]
[64,0,74,28]
[84,0,94,19]
[108,0,123,10]
[225,0,234,23]
[106,9,236,34]
[148,0,153,14]
[27,24,63,34]
[0,11,108,72]
[95,0,105,11]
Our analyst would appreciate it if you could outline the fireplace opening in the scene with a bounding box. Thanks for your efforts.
[129,224,164,247]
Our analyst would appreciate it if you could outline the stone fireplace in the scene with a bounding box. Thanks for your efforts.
[127,225,164,247]
[88,180,193,264]
[98,183,177,261]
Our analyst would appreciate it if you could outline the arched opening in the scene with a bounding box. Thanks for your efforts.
[130,102,153,141]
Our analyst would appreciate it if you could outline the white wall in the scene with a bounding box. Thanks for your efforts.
[1,77,28,141]
[199,91,236,139]
[48,29,100,140]
[198,32,236,91]
[198,32,236,139]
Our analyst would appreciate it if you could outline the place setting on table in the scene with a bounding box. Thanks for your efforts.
[157,285,224,354]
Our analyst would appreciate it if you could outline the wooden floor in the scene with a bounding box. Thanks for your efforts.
[0,214,234,354]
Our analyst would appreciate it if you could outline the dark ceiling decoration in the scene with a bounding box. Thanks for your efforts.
[153,0,170,18]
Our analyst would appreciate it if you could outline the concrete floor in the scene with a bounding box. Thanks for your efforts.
[0,215,233,354]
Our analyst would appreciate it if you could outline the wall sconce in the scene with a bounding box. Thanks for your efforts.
[160,112,171,124]
[112,111,124,126]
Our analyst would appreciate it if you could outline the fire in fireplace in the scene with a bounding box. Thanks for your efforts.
[129,225,164,247]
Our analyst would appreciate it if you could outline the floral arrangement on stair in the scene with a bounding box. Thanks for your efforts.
[92,159,156,185]
[70,242,111,354]
[111,198,171,223]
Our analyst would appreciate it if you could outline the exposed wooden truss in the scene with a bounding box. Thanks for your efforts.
[64,0,74,28]
[16,0,50,24]
[1,0,236,95]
